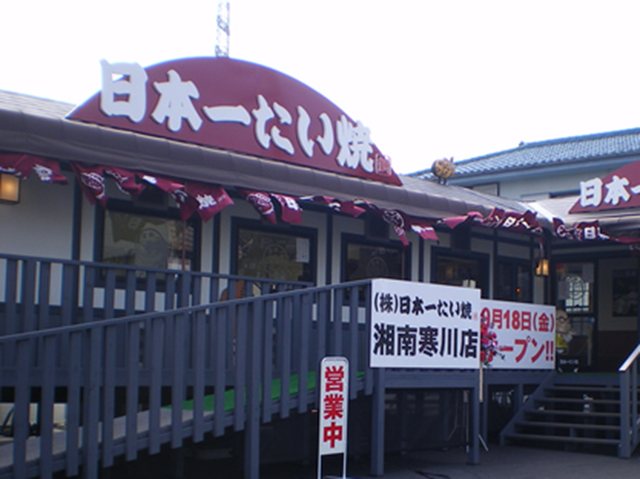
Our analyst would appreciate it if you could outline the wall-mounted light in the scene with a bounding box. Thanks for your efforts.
[535,258,549,277]
[535,237,550,277]
[0,173,20,204]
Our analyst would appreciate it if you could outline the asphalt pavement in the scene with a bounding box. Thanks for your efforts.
[157,442,640,478]
[368,445,640,479]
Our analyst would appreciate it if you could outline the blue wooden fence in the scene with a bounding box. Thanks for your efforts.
[0,280,380,479]
[0,252,310,334]
[0,259,495,479]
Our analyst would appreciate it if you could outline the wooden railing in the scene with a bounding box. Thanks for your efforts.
[0,253,310,337]
[0,280,376,479]
[618,343,640,458]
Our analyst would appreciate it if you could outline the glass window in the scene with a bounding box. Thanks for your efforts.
[344,241,405,281]
[555,262,594,313]
[434,252,488,297]
[235,226,315,283]
[495,259,532,302]
[554,261,596,370]
[101,209,196,272]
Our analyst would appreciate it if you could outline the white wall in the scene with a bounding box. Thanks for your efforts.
[499,168,610,200]
[1,178,551,307]
[0,175,75,258]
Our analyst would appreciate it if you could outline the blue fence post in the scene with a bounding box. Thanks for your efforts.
[149,316,164,454]
[245,300,263,479]
[468,380,481,465]
[20,259,36,333]
[83,326,103,479]
[481,378,489,443]
[13,339,30,479]
[102,324,117,468]
[66,331,82,476]
[214,306,227,437]
[370,368,385,476]
[262,298,275,422]
[193,310,206,443]
[234,303,248,429]
[40,335,56,479]
[171,313,186,449]
[37,261,52,331]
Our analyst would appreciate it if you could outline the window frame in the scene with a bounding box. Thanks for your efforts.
[494,256,533,303]
[230,217,318,284]
[553,259,596,315]
[340,233,411,283]
[431,247,490,298]
[94,198,201,274]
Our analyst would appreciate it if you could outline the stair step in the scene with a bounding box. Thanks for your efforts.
[515,421,620,432]
[506,432,620,446]
[552,374,619,386]
[545,386,622,397]
[526,409,620,418]
[536,397,620,405]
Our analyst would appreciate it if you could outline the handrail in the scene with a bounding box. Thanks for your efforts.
[618,342,640,458]
[618,343,640,372]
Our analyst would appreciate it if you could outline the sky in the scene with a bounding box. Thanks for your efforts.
[3,0,640,174]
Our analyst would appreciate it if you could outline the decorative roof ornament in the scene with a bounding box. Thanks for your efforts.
[431,157,456,184]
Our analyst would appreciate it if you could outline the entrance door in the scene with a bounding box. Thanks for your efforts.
[596,257,640,370]
[554,260,596,371]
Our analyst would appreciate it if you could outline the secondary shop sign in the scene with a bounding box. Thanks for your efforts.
[317,356,349,479]
[370,279,481,369]
[68,57,401,186]
[480,299,555,369]
[570,160,640,213]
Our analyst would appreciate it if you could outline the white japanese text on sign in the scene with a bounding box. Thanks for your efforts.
[74,59,400,185]
[480,300,555,369]
[318,357,349,456]
[370,279,481,369]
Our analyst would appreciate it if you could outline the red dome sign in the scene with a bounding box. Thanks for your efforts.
[68,57,401,186]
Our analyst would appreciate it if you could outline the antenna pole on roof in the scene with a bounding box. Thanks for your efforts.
[215,0,231,57]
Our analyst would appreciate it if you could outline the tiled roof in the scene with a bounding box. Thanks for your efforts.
[0,89,74,118]
[410,128,640,180]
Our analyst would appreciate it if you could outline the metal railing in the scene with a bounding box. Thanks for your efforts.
[618,343,640,458]
[0,280,376,479]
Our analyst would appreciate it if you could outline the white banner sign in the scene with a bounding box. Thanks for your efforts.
[480,299,555,369]
[370,279,481,368]
[318,356,349,456]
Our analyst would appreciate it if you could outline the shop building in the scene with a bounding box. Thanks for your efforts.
[1,57,638,478]
[412,131,640,370]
